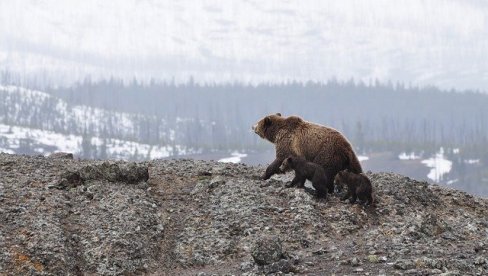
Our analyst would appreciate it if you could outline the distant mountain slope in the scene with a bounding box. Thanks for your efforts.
[0,85,148,139]
[0,123,181,160]
[0,85,201,159]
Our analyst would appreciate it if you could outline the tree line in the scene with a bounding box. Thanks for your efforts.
[44,77,488,160]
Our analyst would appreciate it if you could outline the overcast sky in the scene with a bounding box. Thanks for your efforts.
[1,0,487,91]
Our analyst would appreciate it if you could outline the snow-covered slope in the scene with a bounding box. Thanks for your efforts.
[1,0,488,91]
[0,85,157,138]
[0,85,198,159]
[0,123,187,160]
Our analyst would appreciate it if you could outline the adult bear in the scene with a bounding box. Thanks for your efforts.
[252,113,362,193]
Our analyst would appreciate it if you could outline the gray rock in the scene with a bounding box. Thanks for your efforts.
[78,161,149,183]
[379,256,388,263]
[394,259,415,270]
[240,261,255,271]
[420,214,446,236]
[251,236,284,265]
[440,272,461,276]
[48,152,74,159]
[262,259,295,274]
[351,257,361,266]
[209,176,226,189]
[474,256,487,265]
[53,170,83,189]
[312,248,327,255]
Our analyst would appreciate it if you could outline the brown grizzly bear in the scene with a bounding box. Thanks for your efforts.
[334,170,373,205]
[279,156,328,198]
[252,113,362,193]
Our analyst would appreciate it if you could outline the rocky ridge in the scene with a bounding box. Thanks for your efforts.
[0,153,487,275]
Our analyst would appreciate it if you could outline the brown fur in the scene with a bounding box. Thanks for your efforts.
[279,156,328,198]
[252,113,362,193]
[335,170,373,205]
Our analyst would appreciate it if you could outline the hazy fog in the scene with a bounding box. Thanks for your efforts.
[1,0,488,91]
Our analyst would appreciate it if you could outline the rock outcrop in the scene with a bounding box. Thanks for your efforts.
[0,153,487,275]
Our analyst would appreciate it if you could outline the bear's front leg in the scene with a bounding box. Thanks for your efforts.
[341,191,351,201]
[262,158,283,180]
[285,175,302,188]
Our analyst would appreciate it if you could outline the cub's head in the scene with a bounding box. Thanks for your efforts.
[252,113,283,143]
[334,170,350,191]
[279,156,294,172]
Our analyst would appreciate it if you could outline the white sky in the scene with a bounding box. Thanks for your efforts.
[1,0,487,90]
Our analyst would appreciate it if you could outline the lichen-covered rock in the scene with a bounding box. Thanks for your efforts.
[48,152,74,159]
[261,258,295,274]
[78,161,149,183]
[1,154,488,275]
[251,236,284,265]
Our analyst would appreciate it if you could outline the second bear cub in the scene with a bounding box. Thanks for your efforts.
[334,170,374,205]
[279,156,328,198]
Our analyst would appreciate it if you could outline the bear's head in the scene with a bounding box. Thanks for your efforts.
[252,113,283,142]
[279,156,294,172]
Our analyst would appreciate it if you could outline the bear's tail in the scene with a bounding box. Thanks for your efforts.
[347,152,363,173]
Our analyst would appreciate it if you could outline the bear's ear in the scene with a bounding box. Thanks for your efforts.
[264,117,272,127]
[276,113,282,116]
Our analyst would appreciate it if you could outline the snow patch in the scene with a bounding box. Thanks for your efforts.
[398,152,421,160]
[0,147,15,154]
[446,179,458,185]
[357,155,369,162]
[219,151,247,163]
[421,147,452,183]
[0,85,52,100]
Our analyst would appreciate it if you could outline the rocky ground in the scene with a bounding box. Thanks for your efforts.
[1,153,487,275]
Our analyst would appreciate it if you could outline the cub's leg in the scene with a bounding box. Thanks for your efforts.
[312,174,328,199]
[349,188,358,204]
[286,174,302,188]
[314,184,328,199]
[296,175,306,188]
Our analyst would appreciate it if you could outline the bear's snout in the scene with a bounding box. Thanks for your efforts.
[252,124,257,132]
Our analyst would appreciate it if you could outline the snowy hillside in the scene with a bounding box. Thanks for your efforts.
[0,85,144,137]
[1,0,488,91]
[0,123,187,160]
[0,85,200,159]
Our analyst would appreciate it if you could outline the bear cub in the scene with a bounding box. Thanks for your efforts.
[279,156,328,198]
[334,170,374,205]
